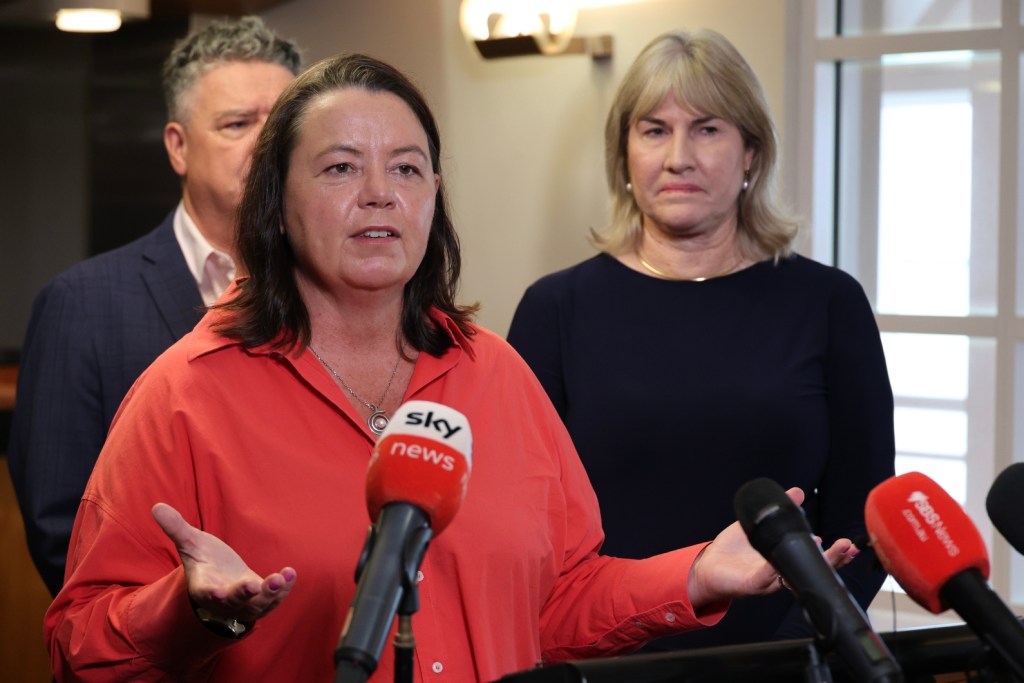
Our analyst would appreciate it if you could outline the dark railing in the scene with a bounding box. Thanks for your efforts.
[495,621,1021,683]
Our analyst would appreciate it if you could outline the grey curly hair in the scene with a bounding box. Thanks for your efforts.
[161,15,302,123]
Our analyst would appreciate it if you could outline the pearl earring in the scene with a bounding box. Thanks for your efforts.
[741,172,750,191]
[625,182,633,193]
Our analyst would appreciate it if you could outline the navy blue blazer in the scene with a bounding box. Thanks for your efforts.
[6,212,205,595]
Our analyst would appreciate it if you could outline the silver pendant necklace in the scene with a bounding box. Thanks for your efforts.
[309,345,401,436]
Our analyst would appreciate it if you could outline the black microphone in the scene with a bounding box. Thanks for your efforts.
[734,477,903,683]
[334,401,473,683]
[986,462,1024,556]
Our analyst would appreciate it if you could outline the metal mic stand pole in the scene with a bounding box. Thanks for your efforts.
[393,552,423,683]
[394,613,415,683]
[802,642,835,683]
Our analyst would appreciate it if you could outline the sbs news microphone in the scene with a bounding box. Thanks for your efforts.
[986,462,1024,556]
[866,471,1024,681]
[334,400,472,682]
[734,477,903,683]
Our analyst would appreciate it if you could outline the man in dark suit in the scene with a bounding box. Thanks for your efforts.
[7,16,301,596]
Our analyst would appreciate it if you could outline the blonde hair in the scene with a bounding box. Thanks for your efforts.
[592,29,798,259]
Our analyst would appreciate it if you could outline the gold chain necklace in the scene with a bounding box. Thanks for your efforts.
[636,249,745,282]
[309,346,400,436]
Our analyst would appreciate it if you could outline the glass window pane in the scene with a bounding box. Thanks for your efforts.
[894,408,967,456]
[835,52,999,316]
[817,0,1000,36]
[895,455,967,501]
[877,90,971,314]
[811,62,837,265]
[882,333,994,524]
[882,333,968,400]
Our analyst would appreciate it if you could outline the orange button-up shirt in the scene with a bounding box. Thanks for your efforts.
[46,308,723,682]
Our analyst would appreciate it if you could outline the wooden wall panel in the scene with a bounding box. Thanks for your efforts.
[0,452,53,683]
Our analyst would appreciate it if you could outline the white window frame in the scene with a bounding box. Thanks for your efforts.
[786,0,1022,625]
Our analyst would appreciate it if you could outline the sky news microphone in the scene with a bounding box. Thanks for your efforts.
[866,471,1024,681]
[335,400,472,683]
[734,477,903,683]
[986,462,1024,557]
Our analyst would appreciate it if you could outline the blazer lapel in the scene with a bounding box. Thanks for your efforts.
[141,214,205,340]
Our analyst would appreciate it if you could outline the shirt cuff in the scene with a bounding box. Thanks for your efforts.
[126,566,243,671]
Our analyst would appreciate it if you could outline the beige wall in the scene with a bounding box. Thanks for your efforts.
[260,0,791,335]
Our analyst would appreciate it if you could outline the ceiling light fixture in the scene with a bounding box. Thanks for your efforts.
[56,8,121,32]
[53,0,148,33]
[459,0,612,60]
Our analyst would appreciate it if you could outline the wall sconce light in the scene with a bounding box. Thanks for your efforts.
[459,0,612,60]
[53,0,149,33]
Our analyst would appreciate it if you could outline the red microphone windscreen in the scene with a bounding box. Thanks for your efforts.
[865,471,988,614]
[365,400,472,535]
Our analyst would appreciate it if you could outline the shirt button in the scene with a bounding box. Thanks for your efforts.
[416,570,425,583]
[431,661,443,673]
[664,612,677,623]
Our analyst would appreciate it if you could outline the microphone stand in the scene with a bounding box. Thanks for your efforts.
[393,551,423,683]
[802,641,834,683]
[393,612,416,683]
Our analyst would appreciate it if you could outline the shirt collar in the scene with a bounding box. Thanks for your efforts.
[172,201,237,306]
[186,300,472,365]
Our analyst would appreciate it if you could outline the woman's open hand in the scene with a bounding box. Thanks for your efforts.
[152,502,297,625]
[687,487,860,609]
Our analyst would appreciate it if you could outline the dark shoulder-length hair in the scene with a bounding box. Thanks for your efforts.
[214,52,477,356]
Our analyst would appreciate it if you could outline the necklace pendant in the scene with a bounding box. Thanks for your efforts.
[308,345,401,438]
[368,409,389,436]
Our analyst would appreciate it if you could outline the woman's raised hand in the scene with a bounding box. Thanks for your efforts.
[152,502,297,625]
